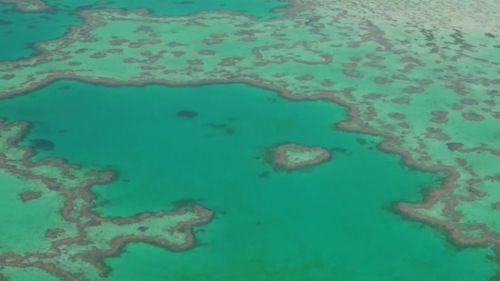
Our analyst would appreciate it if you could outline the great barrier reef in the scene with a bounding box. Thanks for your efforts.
[0,0,499,280]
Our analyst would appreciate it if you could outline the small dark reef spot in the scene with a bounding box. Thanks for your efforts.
[177,110,198,119]
[30,139,54,151]
[447,142,464,151]
[19,191,42,202]
[258,171,270,178]
[356,138,367,145]
[137,226,149,232]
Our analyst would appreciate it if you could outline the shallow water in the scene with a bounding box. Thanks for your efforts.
[0,0,284,60]
[1,0,498,278]
[0,80,496,280]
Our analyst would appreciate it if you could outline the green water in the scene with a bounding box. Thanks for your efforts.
[0,0,284,60]
[0,80,496,280]
[0,267,63,281]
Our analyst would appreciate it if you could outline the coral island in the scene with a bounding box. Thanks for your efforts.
[270,143,330,170]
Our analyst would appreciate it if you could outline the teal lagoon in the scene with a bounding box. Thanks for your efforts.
[0,80,496,280]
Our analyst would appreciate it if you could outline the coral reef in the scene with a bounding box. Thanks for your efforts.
[0,120,212,280]
[0,0,499,277]
[270,143,330,170]
[0,0,48,12]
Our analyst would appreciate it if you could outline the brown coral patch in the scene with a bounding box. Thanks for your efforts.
[171,51,185,57]
[1,74,15,80]
[391,97,410,104]
[462,111,484,121]
[218,57,244,66]
[295,74,314,81]
[460,98,479,105]
[321,79,334,87]
[19,191,42,202]
[374,77,392,84]
[90,52,106,59]
[430,110,448,124]
[425,127,450,141]
[45,228,65,239]
[198,50,216,56]
[388,112,406,120]
[403,86,425,94]
[446,142,464,151]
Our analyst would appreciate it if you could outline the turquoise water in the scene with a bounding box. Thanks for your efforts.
[0,0,284,60]
[0,80,496,280]
[0,5,80,61]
